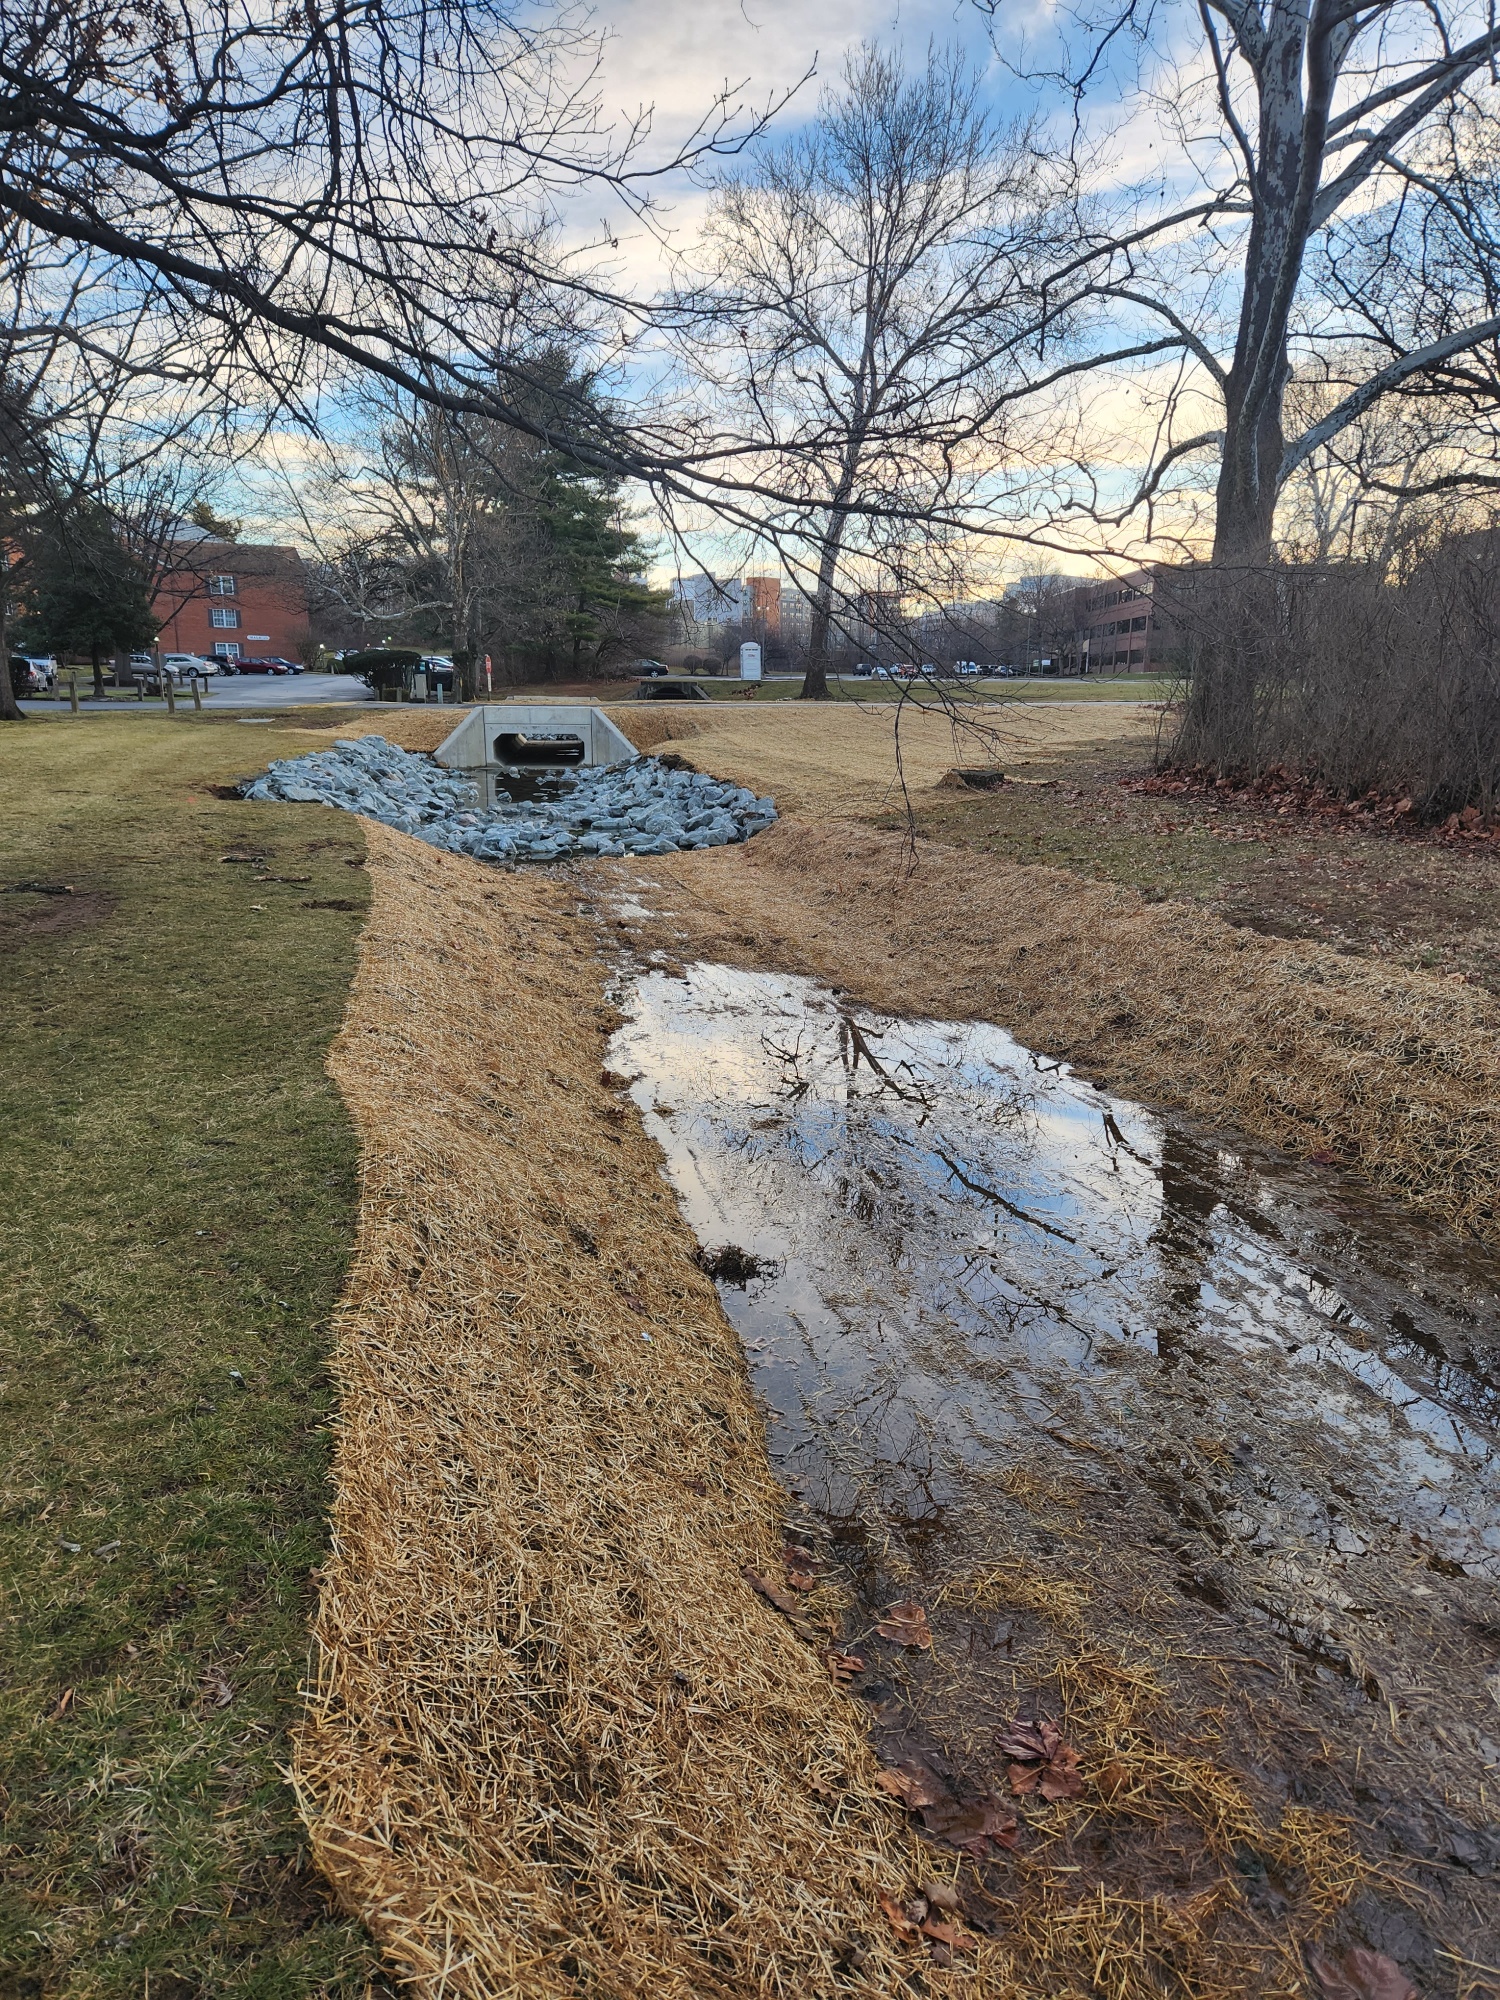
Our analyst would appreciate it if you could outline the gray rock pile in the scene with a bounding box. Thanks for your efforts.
[240,735,777,863]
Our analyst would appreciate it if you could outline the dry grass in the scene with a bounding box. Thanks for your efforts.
[293,823,957,1996]
[604,699,1158,818]
[296,822,1365,1998]
[634,819,1500,1238]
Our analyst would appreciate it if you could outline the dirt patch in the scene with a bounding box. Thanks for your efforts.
[610,818,1500,1242]
[0,884,115,949]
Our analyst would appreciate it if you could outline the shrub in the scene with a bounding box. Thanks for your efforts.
[1163,529,1500,819]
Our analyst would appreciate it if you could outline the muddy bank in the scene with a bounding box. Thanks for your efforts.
[624,817,1500,1242]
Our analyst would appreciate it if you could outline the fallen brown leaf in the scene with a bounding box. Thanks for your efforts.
[999,1713,1085,1800]
[877,1892,920,1944]
[876,1759,949,1811]
[1308,1946,1421,2000]
[921,1919,978,1952]
[875,1599,933,1648]
[1038,1744,1084,1801]
[740,1566,819,1642]
[743,1567,801,1618]
[825,1649,865,1684]
[51,1687,74,1718]
[995,1716,1061,1761]
[921,1796,1019,1856]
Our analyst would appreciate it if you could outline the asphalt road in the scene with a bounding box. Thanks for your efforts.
[17,674,388,715]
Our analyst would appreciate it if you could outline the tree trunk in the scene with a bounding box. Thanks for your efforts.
[799,517,848,701]
[91,645,105,699]
[0,595,20,721]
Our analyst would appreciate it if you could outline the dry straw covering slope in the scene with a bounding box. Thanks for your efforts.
[603,697,1158,816]
[295,822,964,1996]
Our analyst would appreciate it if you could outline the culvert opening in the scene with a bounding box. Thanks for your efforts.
[494,731,587,766]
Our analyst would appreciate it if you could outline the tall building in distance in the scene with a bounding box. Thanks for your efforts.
[743,575,782,634]
[674,573,745,626]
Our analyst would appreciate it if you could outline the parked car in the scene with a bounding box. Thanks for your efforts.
[954,661,984,677]
[851,662,874,678]
[162,652,216,680]
[420,655,456,693]
[235,657,292,675]
[16,654,56,691]
[636,659,670,677]
[7,653,56,695]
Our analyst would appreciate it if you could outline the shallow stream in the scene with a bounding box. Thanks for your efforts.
[609,960,1500,1969]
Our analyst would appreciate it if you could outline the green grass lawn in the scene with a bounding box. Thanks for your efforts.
[0,718,387,1997]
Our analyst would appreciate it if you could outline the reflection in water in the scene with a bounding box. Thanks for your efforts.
[609,963,1500,1585]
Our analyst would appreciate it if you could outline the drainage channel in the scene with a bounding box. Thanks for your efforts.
[608,958,1500,1975]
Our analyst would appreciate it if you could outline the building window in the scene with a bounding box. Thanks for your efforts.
[209,606,239,628]
[210,574,237,596]
[213,641,240,659]
[1131,616,1147,631]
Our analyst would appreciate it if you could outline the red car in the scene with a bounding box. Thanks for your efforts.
[234,657,291,675]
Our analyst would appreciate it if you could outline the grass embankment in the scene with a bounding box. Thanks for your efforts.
[0,718,383,1996]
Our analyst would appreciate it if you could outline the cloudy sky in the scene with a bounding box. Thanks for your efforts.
[572,0,1055,284]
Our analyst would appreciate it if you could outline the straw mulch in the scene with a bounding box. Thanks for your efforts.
[603,699,1155,816]
[295,821,975,1996]
[638,818,1500,1239]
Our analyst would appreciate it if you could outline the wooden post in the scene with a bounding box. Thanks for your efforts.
[68,672,79,714]
[163,672,176,714]
[137,676,145,702]
[190,675,203,712]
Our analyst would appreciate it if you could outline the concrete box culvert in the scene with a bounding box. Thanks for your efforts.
[435,704,637,808]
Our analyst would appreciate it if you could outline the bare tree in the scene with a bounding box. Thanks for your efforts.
[0,0,797,500]
[980,0,1500,561]
[673,45,1065,699]
[278,359,667,691]
[1275,352,1486,562]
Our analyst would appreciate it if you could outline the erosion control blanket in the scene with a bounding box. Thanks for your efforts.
[294,822,940,1997]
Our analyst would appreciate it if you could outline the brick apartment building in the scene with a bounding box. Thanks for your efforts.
[1073,570,1162,673]
[152,534,311,663]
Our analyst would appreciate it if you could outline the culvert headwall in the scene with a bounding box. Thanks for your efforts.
[435,704,637,807]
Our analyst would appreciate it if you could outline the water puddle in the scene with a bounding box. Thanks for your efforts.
[607,958,1500,1967]
[612,962,1499,1573]
[615,962,1499,1708]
